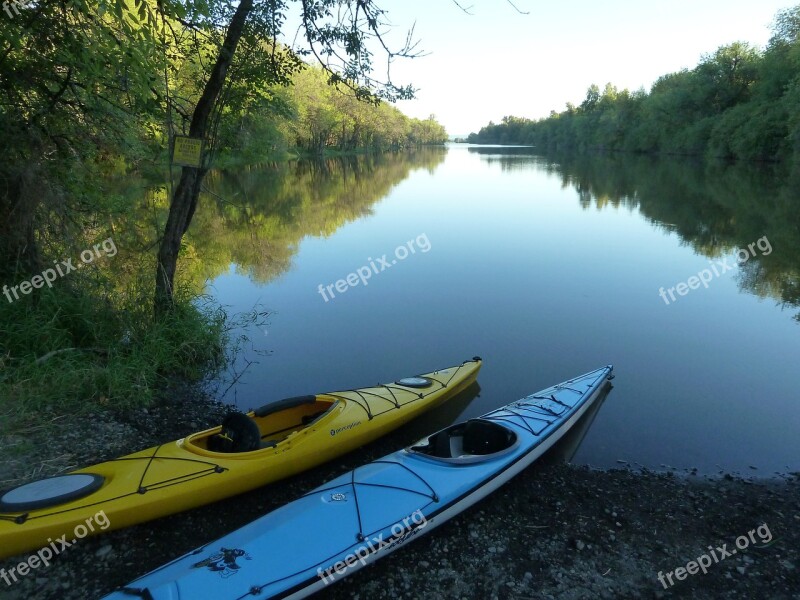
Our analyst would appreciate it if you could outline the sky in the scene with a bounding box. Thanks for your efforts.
[337,0,796,136]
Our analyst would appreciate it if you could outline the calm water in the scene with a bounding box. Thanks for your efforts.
[197,146,800,476]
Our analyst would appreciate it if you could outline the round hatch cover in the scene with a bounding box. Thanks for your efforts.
[0,473,104,512]
[396,377,433,388]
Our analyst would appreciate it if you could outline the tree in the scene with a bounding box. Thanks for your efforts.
[0,0,163,278]
[153,0,421,314]
[695,42,761,113]
[579,84,601,113]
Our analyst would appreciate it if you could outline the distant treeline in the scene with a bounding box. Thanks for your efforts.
[224,65,448,163]
[467,5,800,162]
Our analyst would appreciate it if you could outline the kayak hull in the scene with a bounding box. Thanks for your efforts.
[0,359,481,560]
[102,365,613,600]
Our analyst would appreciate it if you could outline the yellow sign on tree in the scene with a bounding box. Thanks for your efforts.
[172,136,204,168]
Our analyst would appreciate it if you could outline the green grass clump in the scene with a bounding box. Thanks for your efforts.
[0,280,227,433]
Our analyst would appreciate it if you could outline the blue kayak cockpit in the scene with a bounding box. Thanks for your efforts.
[408,419,519,463]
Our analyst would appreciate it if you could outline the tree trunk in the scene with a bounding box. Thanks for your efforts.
[0,167,43,279]
[154,0,254,316]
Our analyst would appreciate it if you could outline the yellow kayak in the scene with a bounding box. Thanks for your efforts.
[0,358,481,559]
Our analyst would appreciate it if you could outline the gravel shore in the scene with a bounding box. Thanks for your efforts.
[1,387,797,600]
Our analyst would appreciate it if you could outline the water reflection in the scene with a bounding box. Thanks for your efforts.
[468,148,800,321]
[539,381,613,467]
[175,149,448,286]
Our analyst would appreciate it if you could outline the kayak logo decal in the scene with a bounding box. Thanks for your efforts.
[192,547,252,578]
[331,492,347,501]
[330,421,361,436]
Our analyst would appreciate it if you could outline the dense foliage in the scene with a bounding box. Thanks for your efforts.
[467,5,800,162]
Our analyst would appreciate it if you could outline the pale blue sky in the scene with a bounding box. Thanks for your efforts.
[360,0,795,135]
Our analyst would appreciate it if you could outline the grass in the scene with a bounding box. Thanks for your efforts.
[0,275,228,433]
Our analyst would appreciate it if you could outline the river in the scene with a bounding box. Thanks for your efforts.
[195,144,800,476]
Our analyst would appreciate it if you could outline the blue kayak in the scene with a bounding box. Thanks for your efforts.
[104,365,614,600]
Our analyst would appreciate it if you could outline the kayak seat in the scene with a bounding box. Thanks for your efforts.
[462,420,516,455]
[433,426,457,457]
[208,413,262,453]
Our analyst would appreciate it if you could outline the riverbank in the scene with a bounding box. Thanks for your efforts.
[0,389,797,600]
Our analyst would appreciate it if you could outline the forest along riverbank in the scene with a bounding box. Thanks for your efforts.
[0,391,797,600]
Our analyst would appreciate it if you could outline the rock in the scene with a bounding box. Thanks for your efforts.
[95,544,113,558]
[736,566,746,575]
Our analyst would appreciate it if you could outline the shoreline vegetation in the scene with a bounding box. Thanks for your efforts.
[463,5,800,164]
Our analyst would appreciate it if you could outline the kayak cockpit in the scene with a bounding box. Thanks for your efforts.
[184,397,338,455]
[409,419,519,463]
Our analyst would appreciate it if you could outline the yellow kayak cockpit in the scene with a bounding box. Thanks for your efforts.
[184,396,340,457]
